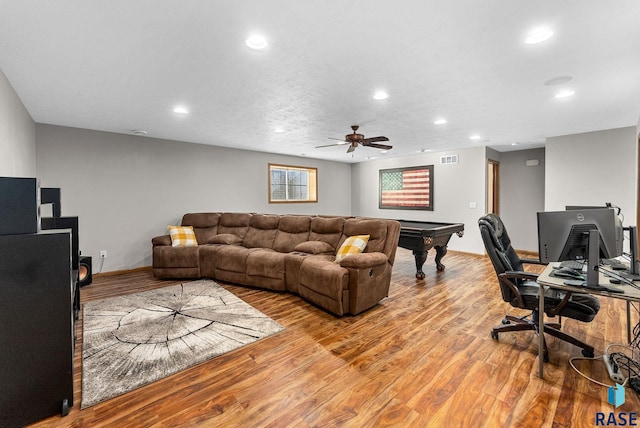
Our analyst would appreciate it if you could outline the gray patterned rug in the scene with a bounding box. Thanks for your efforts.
[81,279,283,408]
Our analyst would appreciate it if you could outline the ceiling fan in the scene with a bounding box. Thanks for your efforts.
[316,125,392,153]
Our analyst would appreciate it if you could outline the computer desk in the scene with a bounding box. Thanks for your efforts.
[536,263,640,378]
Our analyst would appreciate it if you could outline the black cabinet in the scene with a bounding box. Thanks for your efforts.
[0,231,74,427]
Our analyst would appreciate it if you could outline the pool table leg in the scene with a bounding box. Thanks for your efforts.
[434,245,448,271]
[412,250,427,280]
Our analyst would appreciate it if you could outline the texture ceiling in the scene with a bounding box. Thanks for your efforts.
[1,1,639,163]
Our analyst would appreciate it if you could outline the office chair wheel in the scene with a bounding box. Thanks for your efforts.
[61,398,70,416]
[490,330,499,340]
[582,349,594,358]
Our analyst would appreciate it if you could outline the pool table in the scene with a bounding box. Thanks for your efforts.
[397,220,465,279]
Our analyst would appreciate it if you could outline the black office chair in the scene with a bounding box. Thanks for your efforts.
[478,213,600,361]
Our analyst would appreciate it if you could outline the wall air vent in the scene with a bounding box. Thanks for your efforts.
[440,154,458,165]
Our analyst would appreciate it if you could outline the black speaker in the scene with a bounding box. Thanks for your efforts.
[79,256,92,287]
[0,177,40,235]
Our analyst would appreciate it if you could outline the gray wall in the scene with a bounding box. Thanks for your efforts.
[351,146,486,254]
[0,68,35,176]
[498,148,545,252]
[545,126,636,255]
[35,124,352,272]
[545,127,636,219]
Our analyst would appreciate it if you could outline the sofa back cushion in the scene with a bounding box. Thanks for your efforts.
[340,218,388,254]
[181,212,220,245]
[308,217,345,252]
[243,214,280,249]
[273,216,311,253]
[217,213,252,239]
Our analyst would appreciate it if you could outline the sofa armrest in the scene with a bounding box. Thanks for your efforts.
[339,252,388,269]
[152,235,172,247]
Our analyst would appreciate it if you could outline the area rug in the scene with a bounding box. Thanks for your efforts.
[81,279,284,408]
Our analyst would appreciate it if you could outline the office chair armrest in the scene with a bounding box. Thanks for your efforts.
[520,258,546,265]
[498,271,539,308]
[501,271,539,281]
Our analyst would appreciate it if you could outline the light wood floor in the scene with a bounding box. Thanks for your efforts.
[31,249,639,427]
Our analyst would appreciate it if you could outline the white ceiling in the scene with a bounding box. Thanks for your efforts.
[1,1,639,163]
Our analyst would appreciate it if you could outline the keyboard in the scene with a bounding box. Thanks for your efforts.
[559,260,585,270]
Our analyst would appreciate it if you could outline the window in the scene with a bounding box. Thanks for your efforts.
[268,163,317,203]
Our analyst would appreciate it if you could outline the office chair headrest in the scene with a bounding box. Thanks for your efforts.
[478,214,506,250]
[479,213,519,273]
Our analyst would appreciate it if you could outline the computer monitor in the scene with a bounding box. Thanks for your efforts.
[537,208,623,264]
[566,205,609,211]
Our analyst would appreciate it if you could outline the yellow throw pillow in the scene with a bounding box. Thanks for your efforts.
[167,225,198,247]
[335,235,369,263]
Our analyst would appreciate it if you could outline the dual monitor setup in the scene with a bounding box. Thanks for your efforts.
[537,204,638,288]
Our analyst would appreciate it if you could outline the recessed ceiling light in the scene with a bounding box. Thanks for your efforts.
[373,90,389,100]
[511,142,519,146]
[525,27,554,44]
[544,76,573,86]
[555,89,575,99]
[420,149,432,153]
[434,118,447,125]
[470,135,481,141]
[131,130,147,136]
[173,106,189,114]
[245,35,268,50]
[274,127,285,133]
[366,156,377,160]
[380,150,388,154]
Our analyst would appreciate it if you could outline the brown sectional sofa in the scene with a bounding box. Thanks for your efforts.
[152,212,401,316]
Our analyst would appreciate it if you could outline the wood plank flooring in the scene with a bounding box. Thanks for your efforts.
[30,249,639,427]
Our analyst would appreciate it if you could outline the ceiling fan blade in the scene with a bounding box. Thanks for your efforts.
[346,144,356,153]
[328,137,346,141]
[362,142,393,150]
[361,136,389,143]
[316,142,347,148]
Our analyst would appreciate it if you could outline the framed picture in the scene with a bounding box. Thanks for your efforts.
[379,165,433,210]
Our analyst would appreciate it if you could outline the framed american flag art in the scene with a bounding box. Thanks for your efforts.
[379,165,433,210]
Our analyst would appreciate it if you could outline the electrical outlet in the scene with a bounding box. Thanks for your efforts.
[100,250,108,259]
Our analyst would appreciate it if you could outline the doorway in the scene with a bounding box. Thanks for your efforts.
[487,159,500,215]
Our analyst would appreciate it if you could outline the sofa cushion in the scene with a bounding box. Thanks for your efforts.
[308,217,345,252]
[246,249,285,278]
[167,225,198,247]
[182,212,220,244]
[273,215,311,253]
[293,240,334,254]
[214,245,256,273]
[243,214,280,249]
[246,249,286,291]
[341,218,388,253]
[218,213,252,238]
[335,235,369,263]
[209,234,243,245]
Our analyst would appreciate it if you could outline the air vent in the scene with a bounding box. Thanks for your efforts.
[440,154,458,165]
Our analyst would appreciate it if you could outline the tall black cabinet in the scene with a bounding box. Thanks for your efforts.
[0,231,74,427]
